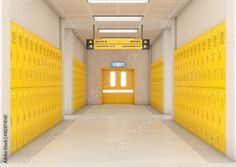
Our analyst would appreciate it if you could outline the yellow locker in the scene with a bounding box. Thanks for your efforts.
[206,31,214,87]
[218,23,226,88]
[23,89,30,145]
[212,89,219,150]
[34,36,39,87]
[206,89,213,145]
[198,88,204,139]
[212,27,220,87]
[38,88,43,134]
[34,88,40,138]
[10,23,18,88]
[45,88,49,129]
[30,88,36,140]
[28,88,34,142]
[41,41,46,87]
[38,39,43,87]
[24,31,30,87]
[195,88,201,137]
[29,33,35,87]
[150,58,163,112]
[16,89,24,150]
[201,34,208,87]
[17,26,25,88]
[219,89,226,154]
[10,89,17,155]
[10,22,63,154]
[195,38,202,87]
[173,22,226,154]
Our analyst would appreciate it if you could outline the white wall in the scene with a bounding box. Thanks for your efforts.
[226,0,236,161]
[87,50,150,105]
[10,0,60,48]
[152,35,164,62]
[63,29,85,115]
[177,0,225,47]
[163,30,173,115]
[151,29,173,114]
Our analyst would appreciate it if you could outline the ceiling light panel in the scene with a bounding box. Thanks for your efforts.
[99,29,138,33]
[94,16,143,22]
[88,0,149,4]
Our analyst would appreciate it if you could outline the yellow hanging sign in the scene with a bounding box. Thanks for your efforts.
[86,39,150,50]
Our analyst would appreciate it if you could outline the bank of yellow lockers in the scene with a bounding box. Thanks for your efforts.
[10,22,62,155]
[150,58,163,113]
[174,22,226,154]
[73,58,86,112]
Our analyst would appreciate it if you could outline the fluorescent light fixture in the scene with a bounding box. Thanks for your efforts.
[94,16,143,22]
[88,0,149,3]
[99,28,138,33]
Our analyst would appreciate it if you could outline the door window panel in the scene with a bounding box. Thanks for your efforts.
[121,71,127,87]
[110,71,116,87]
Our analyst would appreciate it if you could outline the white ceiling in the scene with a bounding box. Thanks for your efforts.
[46,0,190,44]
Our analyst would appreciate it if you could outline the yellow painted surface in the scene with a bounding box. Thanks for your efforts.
[174,22,226,154]
[10,22,62,155]
[150,58,163,113]
[93,39,144,50]
[102,68,135,104]
[94,39,142,44]
[73,58,86,112]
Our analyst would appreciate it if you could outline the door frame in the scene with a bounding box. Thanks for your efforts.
[100,67,136,105]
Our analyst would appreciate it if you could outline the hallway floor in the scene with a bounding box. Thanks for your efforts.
[4,105,236,167]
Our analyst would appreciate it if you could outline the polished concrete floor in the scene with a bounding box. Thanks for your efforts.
[3,105,236,167]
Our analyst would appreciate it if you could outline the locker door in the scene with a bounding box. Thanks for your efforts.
[206,89,213,145]
[23,89,30,145]
[29,34,35,87]
[34,36,39,87]
[199,88,204,139]
[16,89,24,150]
[218,23,226,88]
[206,32,213,87]
[17,27,25,87]
[34,88,39,138]
[37,39,43,86]
[212,89,219,149]
[202,35,208,87]
[38,88,43,134]
[24,31,30,87]
[219,89,226,154]
[212,28,220,87]
[196,88,201,137]
[201,88,208,141]
[29,88,34,142]
[59,51,63,86]
[195,39,202,87]
[10,23,18,88]
[10,89,17,154]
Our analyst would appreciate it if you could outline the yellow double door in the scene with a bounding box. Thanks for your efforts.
[102,68,135,104]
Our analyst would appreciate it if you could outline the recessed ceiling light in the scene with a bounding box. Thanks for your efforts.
[88,0,149,3]
[98,29,138,33]
[94,16,143,22]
